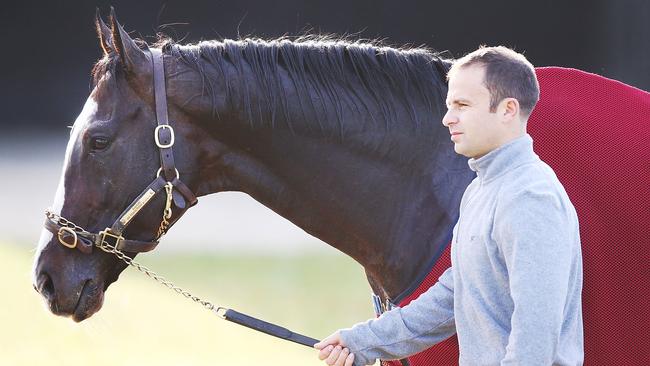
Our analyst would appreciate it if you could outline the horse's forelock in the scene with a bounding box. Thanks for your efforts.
[91,55,117,88]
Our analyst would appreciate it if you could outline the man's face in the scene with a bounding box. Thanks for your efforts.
[442,65,504,159]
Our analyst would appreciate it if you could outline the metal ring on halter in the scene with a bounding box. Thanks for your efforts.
[156,168,180,180]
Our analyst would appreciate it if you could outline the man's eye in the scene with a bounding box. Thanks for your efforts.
[90,137,110,151]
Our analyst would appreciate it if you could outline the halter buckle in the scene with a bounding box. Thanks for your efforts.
[99,229,124,249]
[154,125,175,149]
[57,227,78,249]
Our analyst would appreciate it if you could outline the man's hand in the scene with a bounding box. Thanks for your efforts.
[314,331,355,366]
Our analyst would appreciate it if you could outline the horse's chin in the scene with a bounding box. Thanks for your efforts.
[71,280,105,322]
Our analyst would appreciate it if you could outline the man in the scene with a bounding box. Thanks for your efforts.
[314,46,584,366]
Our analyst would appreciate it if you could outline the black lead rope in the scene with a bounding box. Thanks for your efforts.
[218,308,320,347]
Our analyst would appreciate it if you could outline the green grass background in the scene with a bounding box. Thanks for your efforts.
[1,241,376,366]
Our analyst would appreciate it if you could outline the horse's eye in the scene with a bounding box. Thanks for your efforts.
[90,136,110,151]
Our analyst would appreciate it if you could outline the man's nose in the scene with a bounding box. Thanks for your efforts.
[442,110,457,127]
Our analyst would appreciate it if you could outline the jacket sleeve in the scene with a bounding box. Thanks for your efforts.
[494,187,580,365]
[339,267,456,366]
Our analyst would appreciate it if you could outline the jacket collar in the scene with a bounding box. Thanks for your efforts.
[467,134,538,183]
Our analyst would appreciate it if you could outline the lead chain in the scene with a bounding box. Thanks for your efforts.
[46,210,88,234]
[97,238,222,315]
[46,210,225,317]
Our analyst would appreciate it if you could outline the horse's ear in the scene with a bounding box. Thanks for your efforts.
[109,7,148,73]
[95,8,112,56]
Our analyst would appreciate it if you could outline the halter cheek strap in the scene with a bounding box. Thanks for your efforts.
[151,48,180,184]
[44,47,197,254]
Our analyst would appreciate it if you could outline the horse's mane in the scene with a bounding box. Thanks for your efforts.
[94,35,453,134]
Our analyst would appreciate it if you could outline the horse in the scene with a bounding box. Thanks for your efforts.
[32,10,649,366]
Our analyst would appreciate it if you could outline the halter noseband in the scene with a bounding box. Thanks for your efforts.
[44,48,198,254]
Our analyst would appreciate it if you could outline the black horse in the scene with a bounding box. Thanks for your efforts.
[32,9,474,364]
[33,9,650,366]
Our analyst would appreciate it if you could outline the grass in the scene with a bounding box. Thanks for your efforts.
[0,242,375,366]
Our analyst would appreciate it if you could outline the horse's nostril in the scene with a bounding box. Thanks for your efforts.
[37,272,56,300]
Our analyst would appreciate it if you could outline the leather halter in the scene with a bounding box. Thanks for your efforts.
[44,48,198,254]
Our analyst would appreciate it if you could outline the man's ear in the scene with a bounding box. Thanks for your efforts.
[500,98,520,122]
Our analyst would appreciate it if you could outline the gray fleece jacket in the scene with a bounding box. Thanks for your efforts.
[340,134,583,365]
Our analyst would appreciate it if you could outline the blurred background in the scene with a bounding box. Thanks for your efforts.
[0,0,647,365]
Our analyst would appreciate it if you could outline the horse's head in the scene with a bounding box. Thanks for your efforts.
[32,10,199,321]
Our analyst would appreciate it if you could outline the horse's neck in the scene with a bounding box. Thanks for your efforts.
[173,58,474,300]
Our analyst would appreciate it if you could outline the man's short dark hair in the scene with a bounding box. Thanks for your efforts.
[448,46,540,118]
